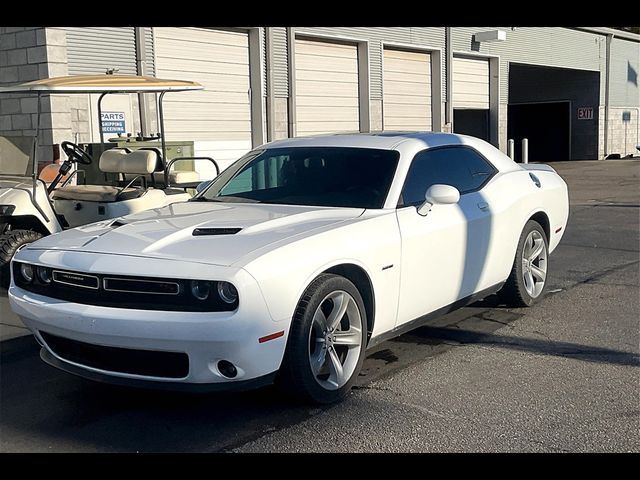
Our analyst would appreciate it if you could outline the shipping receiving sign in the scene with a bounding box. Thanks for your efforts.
[101,112,126,134]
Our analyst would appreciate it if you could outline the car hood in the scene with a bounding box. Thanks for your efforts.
[27,201,364,266]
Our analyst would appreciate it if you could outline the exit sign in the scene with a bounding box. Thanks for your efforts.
[577,107,594,120]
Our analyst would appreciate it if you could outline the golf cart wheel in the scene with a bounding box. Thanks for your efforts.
[277,273,367,404]
[0,230,43,288]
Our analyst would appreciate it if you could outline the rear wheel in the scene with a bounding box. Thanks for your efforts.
[0,230,44,288]
[498,220,548,307]
[277,274,367,404]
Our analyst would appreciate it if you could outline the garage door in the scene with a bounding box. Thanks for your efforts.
[154,27,252,173]
[383,49,432,131]
[295,38,360,136]
[453,57,489,109]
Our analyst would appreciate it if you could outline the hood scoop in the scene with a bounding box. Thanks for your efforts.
[192,227,242,236]
[111,219,128,228]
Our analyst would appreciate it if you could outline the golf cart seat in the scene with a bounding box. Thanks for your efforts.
[52,149,159,203]
[168,170,200,185]
[52,185,144,202]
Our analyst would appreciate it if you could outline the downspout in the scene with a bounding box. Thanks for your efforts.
[266,27,275,142]
[135,26,149,137]
[445,27,453,131]
[604,32,613,158]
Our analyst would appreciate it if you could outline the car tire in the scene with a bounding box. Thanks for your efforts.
[277,273,368,404]
[498,220,549,307]
[0,230,44,288]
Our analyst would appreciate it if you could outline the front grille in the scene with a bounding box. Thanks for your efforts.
[103,277,179,295]
[41,332,189,379]
[13,263,237,312]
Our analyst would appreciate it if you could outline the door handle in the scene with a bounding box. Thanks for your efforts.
[477,202,489,211]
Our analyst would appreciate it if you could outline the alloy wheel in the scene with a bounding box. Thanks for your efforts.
[307,290,363,391]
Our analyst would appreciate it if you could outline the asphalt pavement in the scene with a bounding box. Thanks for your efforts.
[0,159,638,452]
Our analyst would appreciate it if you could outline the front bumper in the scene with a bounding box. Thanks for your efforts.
[9,250,290,388]
[40,348,277,392]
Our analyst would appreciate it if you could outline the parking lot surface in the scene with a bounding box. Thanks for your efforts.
[1,159,638,452]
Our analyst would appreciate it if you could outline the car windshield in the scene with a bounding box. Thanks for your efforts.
[196,147,400,209]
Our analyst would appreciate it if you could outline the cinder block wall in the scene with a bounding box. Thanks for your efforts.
[0,27,71,164]
[607,107,639,157]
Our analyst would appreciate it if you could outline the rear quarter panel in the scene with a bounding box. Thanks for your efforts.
[483,168,569,284]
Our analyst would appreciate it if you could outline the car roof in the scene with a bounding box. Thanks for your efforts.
[263,132,519,172]
[264,131,455,150]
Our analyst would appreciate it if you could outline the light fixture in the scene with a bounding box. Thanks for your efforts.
[474,30,507,43]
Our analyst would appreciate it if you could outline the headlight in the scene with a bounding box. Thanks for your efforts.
[217,281,238,304]
[190,280,211,301]
[19,263,34,283]
[36,266,52,284]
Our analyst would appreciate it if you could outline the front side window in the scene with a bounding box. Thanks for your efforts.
[400,146,496,207]
[197,147,400,209]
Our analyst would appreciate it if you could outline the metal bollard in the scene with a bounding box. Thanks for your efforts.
[522,138,529,164]
[508,139,515,160]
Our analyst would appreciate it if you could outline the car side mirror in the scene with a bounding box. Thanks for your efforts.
[417,184,460,216]
[195,180,212,194]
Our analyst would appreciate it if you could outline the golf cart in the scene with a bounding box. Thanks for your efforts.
[0,74,220,287]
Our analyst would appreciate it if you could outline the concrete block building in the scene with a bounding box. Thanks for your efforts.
[1,27,638,170]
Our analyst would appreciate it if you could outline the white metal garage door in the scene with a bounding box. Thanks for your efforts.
[295,38,360,136]
[154,27,252,173]
[383,48,432,131]
[453,57,490,109]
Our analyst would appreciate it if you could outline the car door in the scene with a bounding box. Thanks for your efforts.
[394,146,497,327]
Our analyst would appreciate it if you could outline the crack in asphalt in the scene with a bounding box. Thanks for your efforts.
[576,260,640,285]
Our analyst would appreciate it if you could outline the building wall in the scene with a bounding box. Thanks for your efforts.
[270,27,446,137]
[451,27,606,104]
[0,27,70,164]
[607,37,639,156]
[3,27,638,166]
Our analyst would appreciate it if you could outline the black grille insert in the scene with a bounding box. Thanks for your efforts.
[103,277,179,295]
[41,332,189,379]
[13,262,237,312]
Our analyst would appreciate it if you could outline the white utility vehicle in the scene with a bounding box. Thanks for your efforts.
[0,75,219,287]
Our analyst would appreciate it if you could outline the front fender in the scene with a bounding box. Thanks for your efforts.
[241,211,402,337]
[0,181,60,233]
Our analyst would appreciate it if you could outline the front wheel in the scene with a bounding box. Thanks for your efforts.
[277,273,367,404]
[0,229,44,288]
[498,220,549,307]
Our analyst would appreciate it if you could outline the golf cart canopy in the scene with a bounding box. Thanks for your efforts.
[0,75,203,94]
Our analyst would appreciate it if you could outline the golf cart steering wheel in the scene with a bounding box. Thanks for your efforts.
[61,141,93,165]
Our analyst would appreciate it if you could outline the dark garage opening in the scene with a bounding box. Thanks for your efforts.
[454,109,489,142]
[508,63,600,161]
[508,102,570,162]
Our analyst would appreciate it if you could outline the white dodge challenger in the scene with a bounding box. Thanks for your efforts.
[9,132,569,403]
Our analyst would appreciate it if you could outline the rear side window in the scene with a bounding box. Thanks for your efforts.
[400,146,496,207]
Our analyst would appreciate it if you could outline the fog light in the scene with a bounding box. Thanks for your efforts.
[190,280,210,301]
[217,360,237,378]
[217,281,238,304]
[20,263,34,283]
[36,266,52,284]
